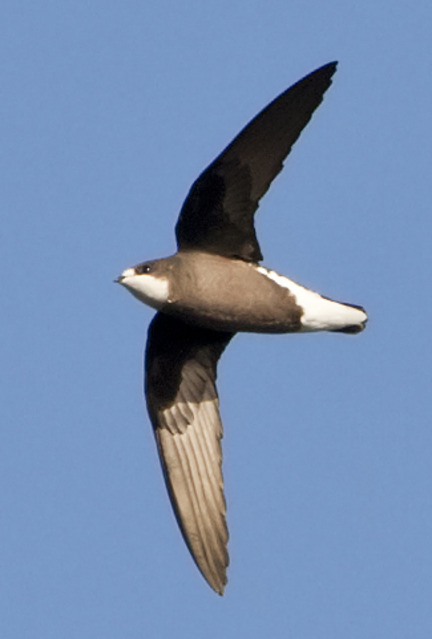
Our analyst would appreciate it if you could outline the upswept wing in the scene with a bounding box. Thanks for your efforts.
[145,312,234,594]
[175,62,337,262]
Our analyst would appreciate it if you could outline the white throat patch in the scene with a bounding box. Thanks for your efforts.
[118,267,169,310]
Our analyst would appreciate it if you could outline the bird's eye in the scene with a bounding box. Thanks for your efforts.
[137,263,152,275]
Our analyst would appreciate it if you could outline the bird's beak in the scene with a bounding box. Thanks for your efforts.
[115,267,136,284]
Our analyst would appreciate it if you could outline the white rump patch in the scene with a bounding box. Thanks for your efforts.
[118,268,169,310]
[257,266,367,332]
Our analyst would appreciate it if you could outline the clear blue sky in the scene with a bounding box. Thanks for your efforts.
[2,1,431,637]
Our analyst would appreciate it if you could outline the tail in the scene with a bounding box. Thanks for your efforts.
[284,279,368,334]
[256,267,367,334]
[299,294,368,333]
[326,301,367,334]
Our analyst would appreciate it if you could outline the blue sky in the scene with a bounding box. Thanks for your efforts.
[2,1,431,637]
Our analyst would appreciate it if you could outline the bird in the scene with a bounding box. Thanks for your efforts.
[116,61,367,595]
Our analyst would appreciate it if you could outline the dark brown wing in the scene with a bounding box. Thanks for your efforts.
[175,62,337,262]
[145,312,234,594]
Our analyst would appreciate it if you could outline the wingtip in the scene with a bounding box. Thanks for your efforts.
[197,556,228,595]
[199,561,228,595]
[300,60,338,91]
[317,60,338,78]
[323,60,338,76]
[211,578,226,596]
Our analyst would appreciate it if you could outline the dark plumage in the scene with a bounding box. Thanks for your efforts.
[117,62,367,594]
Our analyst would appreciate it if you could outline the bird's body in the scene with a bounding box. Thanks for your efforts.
[117,62,367,594]
[121,251,366,334]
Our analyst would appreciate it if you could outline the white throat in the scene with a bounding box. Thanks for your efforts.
[118,268,169,310]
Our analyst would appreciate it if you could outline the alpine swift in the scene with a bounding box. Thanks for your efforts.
[116,61,367,594]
